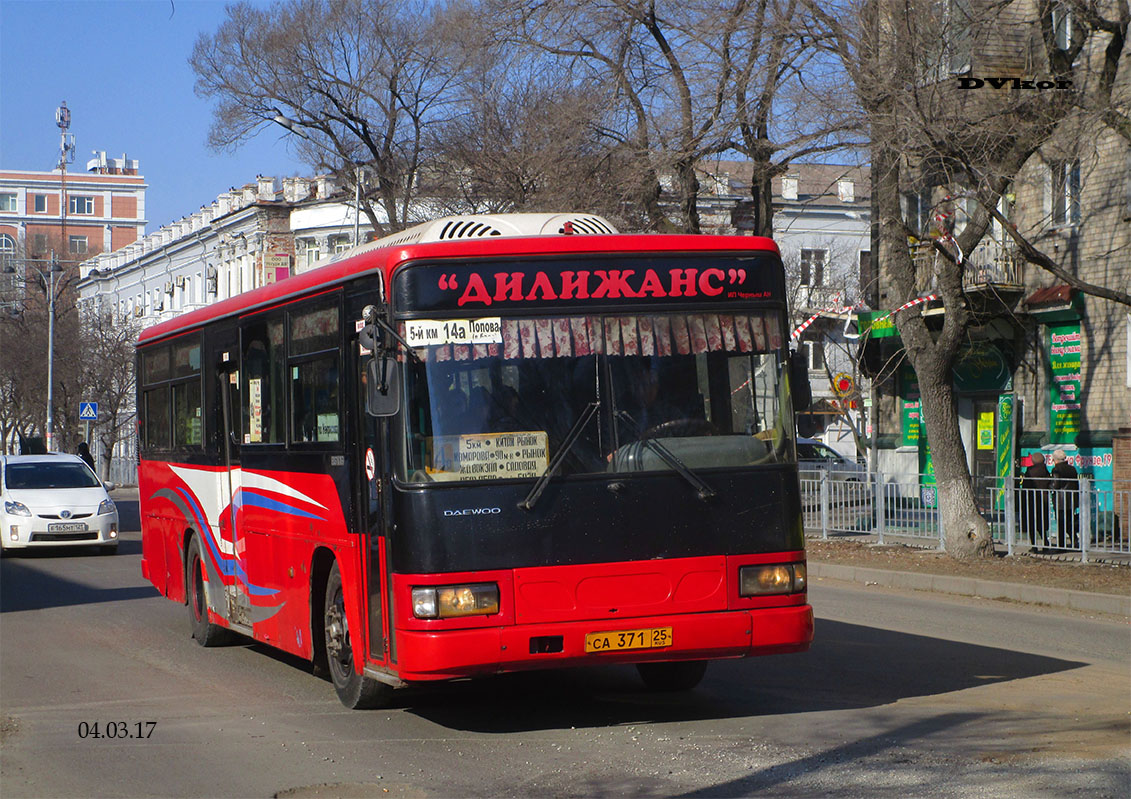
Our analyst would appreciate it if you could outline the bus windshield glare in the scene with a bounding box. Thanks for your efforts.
[397,310,791,483]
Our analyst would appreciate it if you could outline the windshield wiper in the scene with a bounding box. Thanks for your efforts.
[615,411,716,501]
[518,401,600,512]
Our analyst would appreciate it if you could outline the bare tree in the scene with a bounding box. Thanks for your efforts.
[191,0,478,234]
[79,306,140,480]
[0,255,82,454]
[491,0,755,232]
[427,61,643,222]
[814,0,1130,558]
[730,0,866,236]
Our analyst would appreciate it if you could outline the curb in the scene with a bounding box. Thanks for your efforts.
[808,561,1131,617]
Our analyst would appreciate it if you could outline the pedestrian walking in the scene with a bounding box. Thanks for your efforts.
[1049,449,1079,549]
[1018,452,1050,551]
[76,440,96,472]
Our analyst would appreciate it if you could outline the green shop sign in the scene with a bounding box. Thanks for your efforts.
[1048,322,1082,441]
[857,311,899,339]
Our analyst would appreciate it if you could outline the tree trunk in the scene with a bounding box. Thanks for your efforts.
[747,171,775,238]
[916,365,993,558]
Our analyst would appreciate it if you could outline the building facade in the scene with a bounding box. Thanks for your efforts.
[728,164,873,458]
[0,152,146,266]
[76,174,367,483]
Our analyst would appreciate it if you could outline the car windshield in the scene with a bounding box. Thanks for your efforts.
[799,443,841,461]
[5,462,100,490]
[394,311,793,483]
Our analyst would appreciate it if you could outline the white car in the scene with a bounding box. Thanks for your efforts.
[1,454,119,554]
[796,438,870,482]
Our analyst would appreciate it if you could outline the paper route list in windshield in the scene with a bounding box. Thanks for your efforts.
[428,431,550,481]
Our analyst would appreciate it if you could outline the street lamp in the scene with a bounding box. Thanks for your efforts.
[272,112,364,246]
[3,254,63,451]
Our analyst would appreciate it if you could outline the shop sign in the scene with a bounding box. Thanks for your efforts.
[1048,322,1082,440]
[952,342,1012,392]
[995,394,1015,509]
[858,311,899,339]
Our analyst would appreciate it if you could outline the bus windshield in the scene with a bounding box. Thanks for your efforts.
[396,311,792,484]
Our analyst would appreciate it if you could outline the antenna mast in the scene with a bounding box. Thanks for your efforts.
[56,101,75,262]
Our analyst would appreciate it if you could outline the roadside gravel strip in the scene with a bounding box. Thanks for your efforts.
[809,561,1131,617]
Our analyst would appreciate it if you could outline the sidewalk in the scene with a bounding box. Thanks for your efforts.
[808,560,1131,617]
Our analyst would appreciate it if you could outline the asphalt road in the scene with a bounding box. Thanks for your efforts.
[1,497,1128,798]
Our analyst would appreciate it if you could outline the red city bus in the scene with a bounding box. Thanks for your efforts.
[137,213,813,708]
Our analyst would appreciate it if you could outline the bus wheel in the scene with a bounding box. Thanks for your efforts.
[324,561,391,709]
[636,660,708,692]
[187,536,232,647]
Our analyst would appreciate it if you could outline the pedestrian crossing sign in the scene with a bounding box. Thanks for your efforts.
[79,402,98,420]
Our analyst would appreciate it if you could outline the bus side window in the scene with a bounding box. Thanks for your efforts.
[242,317,285,444]
[291,356,340,443]
[288,300,341,445]
[143,385,171,450]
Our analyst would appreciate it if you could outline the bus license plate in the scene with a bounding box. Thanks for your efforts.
[47,522,88,532]
[585,627,672,653]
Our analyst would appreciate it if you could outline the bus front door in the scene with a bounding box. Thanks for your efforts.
[218,358,252,629]
[353,343,389,663]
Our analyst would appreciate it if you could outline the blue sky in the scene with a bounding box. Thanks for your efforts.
[0,0,308,230]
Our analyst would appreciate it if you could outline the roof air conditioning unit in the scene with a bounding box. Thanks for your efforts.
[164,281,174,295]
[175,276,186,289]
[154,298,164,312]
[134,306,144,318]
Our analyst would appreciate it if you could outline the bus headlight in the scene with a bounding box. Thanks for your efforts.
[412,583,500,619]
[739,562,806,596]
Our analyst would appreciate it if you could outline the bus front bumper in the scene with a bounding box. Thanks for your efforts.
[391,604,813,681]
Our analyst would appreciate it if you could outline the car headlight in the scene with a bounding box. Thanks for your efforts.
[97,499,116,516]
[739,562,807,596]
[412,583,499,619]
[4,500,32,517]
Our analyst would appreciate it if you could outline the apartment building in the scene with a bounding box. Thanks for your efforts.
[862,0,1130,494]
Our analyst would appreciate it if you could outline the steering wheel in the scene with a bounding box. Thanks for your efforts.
[640,418,719,439]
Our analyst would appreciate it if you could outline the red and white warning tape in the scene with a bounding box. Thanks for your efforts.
[791,296,858,341]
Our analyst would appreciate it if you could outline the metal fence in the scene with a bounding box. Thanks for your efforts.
[802,471,1130,562]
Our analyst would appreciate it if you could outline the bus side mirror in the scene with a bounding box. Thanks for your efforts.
[789,350,812,412]
[366,356,401,417]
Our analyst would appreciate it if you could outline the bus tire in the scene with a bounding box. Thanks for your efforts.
[636,660,708,692]
[187,535,233,647]
[324,561,391,709]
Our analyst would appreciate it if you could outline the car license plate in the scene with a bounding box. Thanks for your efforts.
[47,522,88,532]
[585,626,672,653]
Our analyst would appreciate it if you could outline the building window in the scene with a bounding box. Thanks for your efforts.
[69,235,88,255]
[303,239,321,267]
[69,195,95,215]
[903,189,933,235]
[0,193,16,212]
[1052,3,1076,51]
[330,235,351,254]
[33,195,47,213]
[1051,160,1081,226]
[32,234,48,254]
[800,249,826,287]
[802,339,825,371]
